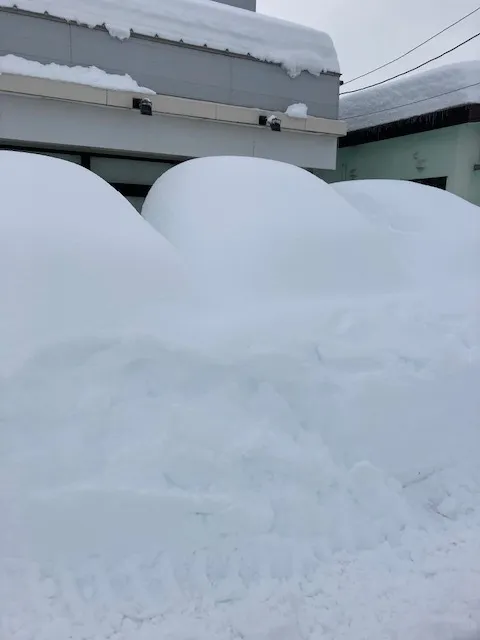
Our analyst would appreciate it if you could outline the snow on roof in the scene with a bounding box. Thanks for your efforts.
[0,0,340,77]
[340,61,480,131]
[0,54,155,93]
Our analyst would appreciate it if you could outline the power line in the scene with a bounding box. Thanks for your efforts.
[341,31,480,95]
[343,4,480,86]
[343,80,480,121]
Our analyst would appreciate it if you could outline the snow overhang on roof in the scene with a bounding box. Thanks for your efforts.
[0,0,340,78]
[340,61,480,132]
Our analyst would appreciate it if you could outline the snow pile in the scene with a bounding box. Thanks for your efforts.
[0,54,155,93]
[1,153,480,639]
[2,307,480,639]
[142,156,404,299]
[333,179,480,286]
[341,61,480,131]
[0,151,186,369]
[0,0,340,77]
[285,102,308,118]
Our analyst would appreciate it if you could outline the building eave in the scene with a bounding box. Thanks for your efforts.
[340,103,480,148]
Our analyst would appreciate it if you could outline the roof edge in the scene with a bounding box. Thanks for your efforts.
[0,5,341,76]
[340,103,480,148]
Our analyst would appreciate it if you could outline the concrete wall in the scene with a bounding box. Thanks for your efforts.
[317,124,480,206]
[454,123,480,206]
[0,93,338,170]
[214,0,256,10]
[0,8,339,118]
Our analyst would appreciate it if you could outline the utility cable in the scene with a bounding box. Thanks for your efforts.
[341,31,480,95]
[343,80,480,122]
[343,4,480,86]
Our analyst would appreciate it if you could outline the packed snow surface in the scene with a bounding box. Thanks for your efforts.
[285,102,309,118]
[1,154,480,639]
[0,0,340,77]
[0,54,155,93]
[142,156,405,298]
[0,151,186,368]
[340,61,480,130]
[332,179,480,285]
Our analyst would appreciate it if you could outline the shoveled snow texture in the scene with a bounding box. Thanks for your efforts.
[1,153,480,640]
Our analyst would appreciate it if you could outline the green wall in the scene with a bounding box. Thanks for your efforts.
[317,122,480,207]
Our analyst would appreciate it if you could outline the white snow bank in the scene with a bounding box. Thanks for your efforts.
[333,179,480,285]
[0,0,340,77]
[0,54,155,93]
[0,151,186,368]
[1,154,480,639]
[1,294,479,639]
[285,102,308,118]
[142,156,404,300]
[341,61,480,131]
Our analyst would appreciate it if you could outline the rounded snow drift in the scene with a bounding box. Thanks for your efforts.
[0,151,186,365]
[142,156,403,299]
[333,179,480,286]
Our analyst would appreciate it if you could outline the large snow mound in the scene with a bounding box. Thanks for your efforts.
[0,151,186,369]
[333,179,480,285]
[0,0,340,77]
[1,153,480,639]
[142,156,405,299]
[0,54,155,93]
[341,61,480,131]
[2,295,480,640]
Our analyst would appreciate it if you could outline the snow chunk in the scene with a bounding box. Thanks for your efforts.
[0,151,186,368]
[104,23,132,41]
[341,61,480,131]
[286,102,308,118]
[142,156,404,299]
[0,0,340,77]
[0,54,155,93]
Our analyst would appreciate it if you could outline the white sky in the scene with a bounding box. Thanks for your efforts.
[258,0,480,87]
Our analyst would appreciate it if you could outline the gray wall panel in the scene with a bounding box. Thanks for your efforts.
[230,57,339,118]
[70,25,233,102]
[70,25,233,88]
[0,11,71,65]
[0,9,339,119]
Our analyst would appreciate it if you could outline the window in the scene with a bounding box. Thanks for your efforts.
[0,145,179,213]
[110,183,151,213]
[89,157,175,214]
[410,177,447,190]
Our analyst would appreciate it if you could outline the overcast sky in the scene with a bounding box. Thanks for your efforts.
[258,0,480,86]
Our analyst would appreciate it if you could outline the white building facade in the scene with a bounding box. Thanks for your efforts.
[0,0,345,210]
